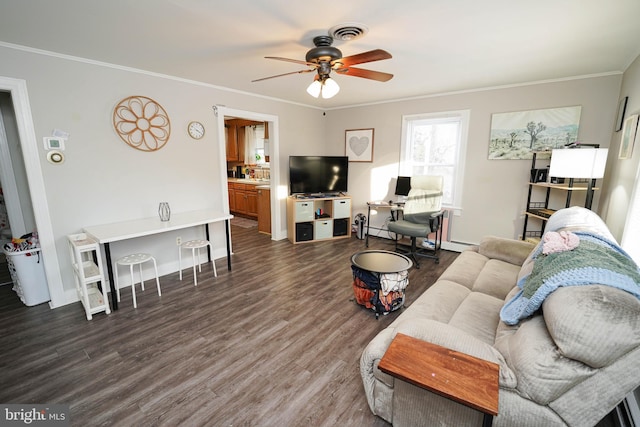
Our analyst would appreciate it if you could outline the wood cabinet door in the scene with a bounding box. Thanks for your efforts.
[236,125,246,163]
[234,190,247,214]
[257,188,271,234]
[226,124,238,161]
[246,188,258,218]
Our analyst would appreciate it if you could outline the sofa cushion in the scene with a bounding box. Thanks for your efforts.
[473,259,522,300]
[493,316,595,405]
[438,250,489,291]
[543,285,640,368]
[390,280,471,327]
[448,292,504,344]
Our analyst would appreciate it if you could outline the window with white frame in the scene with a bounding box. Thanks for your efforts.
[254,125,266,164]
[245,124,266,164]
[399,110,470,208]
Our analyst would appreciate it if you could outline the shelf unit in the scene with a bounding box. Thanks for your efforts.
[67,233,111,320]
[522,151,598,241]
[287,195,351,244]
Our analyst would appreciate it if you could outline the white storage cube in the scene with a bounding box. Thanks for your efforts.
[294,201,314,222]
[333,198,351,219]
[314,220,333,240]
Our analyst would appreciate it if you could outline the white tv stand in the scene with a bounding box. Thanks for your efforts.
[287,194,352,244]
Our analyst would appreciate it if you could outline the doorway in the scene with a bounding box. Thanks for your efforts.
[0,77,63,307]
[215,106,282,242]
[0,92,29,239]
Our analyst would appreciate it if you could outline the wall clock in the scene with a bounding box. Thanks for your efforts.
[113,95,171,152]
[188,121,205,139]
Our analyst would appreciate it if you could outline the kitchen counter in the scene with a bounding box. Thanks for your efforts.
[228,178,270,186]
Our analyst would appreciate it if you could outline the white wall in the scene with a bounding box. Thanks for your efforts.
[600,54,640,243]
[327,75,622,244]
[0,44,324,306]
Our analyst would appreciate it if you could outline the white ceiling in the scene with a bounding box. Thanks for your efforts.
[1,0,640,109]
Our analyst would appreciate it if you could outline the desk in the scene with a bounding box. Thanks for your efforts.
[378,333,499,426]
[365,201,403,247]
[84,209,233,310]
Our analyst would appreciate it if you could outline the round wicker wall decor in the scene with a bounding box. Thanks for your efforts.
[113,95,171,151]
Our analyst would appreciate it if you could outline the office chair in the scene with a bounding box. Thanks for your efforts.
[387,175,444,268]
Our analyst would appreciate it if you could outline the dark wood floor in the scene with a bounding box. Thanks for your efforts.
[0,225,458,426]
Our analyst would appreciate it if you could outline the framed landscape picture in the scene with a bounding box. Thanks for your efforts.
[619,114,639,159]
[488,106,582,160]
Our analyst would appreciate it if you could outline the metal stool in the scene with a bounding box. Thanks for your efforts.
[114,253,161,308]
[179,239,217,286]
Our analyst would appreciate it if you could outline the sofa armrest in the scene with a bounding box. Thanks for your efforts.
[394,319,500,363]
[393,319,516,388]
[478,236,535,266]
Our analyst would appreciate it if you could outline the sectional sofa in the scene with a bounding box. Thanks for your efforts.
[360,207,640,426]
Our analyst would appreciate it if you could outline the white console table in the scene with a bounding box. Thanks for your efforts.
[84,209,233,310]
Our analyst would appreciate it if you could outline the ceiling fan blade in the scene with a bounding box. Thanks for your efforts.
[333,49,392,68]
[265,56,318,67]
[252,69,314,82]
[335,67,393,82]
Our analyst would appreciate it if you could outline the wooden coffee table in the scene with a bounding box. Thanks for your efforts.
[378,333,499,426]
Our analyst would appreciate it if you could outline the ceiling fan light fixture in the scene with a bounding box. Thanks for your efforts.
[321,77,340,99]
[306,80,322,98]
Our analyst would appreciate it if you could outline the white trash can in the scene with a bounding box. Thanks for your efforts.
[4,247,50,306]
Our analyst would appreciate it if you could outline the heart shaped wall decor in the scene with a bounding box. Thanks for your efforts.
[345,128,374,162]
[349,136,369,156]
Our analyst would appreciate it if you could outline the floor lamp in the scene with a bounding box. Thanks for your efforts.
[548,148,608,210]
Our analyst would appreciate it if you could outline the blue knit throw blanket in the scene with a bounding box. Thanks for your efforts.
[500,231,640,325]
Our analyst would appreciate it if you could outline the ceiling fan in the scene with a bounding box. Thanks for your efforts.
[252,35,393,99]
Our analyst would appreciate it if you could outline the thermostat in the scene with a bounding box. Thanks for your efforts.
[43,137,65,151]
[47,150,65,164]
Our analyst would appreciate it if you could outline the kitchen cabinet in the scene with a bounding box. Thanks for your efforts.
[225,121,246,162]
[246,188,257,217]
[225,124,238,161]
[228,182,258,219]
[257,186,271,235]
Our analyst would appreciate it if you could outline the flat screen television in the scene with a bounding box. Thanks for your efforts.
[289,156,349,195]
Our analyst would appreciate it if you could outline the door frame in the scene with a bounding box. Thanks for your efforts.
[215,106,283,240]
[0,76,64,307]
[0,102,27,236]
